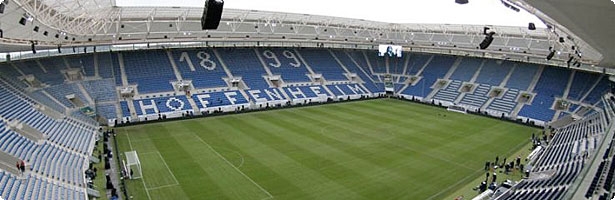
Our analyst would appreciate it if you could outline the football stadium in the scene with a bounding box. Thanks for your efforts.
[0,0,615,199]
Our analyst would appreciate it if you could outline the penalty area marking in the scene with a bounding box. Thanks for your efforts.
[125,129,153,200]
[191,132,274,199]
[139,151,181,187]
[210,146,246,169]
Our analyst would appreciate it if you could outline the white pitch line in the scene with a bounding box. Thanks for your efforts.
[426,138,532,200]
[192,133,274,199]
[155,151,180,185]
[319,119,475,171]
[125,129,135,151]
[147,183,180,191]
[125,129,153,200]
[424,169,484,200]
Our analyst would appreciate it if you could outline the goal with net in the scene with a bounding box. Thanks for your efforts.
[124,151,143,179]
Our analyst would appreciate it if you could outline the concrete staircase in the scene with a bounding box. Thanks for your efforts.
[117,53,129,86]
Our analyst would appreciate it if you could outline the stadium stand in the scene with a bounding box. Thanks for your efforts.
[329,50,381,93]
[363,52,387,74]
[0,81,93,199]
[66,55,95,77]
[475,60,513,86]
[518,67,571,121]
[217,48,270,89]
[405,54,432,76]
[567,71,600,101]
[297,49,348,81]
[122,50,176,93]
[43,83,89,108]
[36,57,68,85]
[495,110,607,200]
[171,49,228,89]
[459,84,491,108]
[433,80,463,102]
[506,63,539,90]
[97,53,116,80]
[80,79,117,102]
[0,47,613,200]
[400,55,457,97]
[258,48,312,83]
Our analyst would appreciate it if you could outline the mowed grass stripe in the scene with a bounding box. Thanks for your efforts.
[271,109,455,179]
[292,104,481,199]
[117,99,537,200]
[288,101,531,199]
[326,100,531,167]
[138,152,178,188]
[241,114,412,198]
[269,110,421,177]
[264,110,438,198]
[341,100,534,198]
[188,117,355,200]
[299,104,473,170]
[186,121,314,200]
[132,124,226,200]
[326,102,492,161]
[160,123,272,200]
[218,116,366,199]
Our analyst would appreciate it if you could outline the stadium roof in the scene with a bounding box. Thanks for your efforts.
[0,0,612,72]
[520,0,615,68]
[117,0,546,27]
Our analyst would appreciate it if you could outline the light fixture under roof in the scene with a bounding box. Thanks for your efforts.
[455,0,469,4]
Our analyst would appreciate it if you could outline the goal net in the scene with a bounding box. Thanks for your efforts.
[124,151,143,179]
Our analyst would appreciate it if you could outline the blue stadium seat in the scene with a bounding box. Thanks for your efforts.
[217,48,270,89]
[448,57,482,81]
[298,49,348,81]
[172,49,228,89]
[257,49,311,83]
[519,67,571,121]
[474,60,513,86]
[122,50,176,93]
[401,55,456,97]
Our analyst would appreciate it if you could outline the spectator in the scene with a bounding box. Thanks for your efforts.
[20,160,25,173]
[16,161,21,175]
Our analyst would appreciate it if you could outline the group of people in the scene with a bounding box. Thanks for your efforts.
[15,159,26,175]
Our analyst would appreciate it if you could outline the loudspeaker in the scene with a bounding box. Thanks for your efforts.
[546,51,555,60]
[479,36,494,50]
[0,2,5,14]
[201,0,224,30]
[19,17,26,25]
[31,42,36,54]
[528,23,535,30]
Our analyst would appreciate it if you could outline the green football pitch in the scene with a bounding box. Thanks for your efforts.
[115,99,537,200]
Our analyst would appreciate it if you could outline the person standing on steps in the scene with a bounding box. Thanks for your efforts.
[20,160,26,174]
[16,161,21,175]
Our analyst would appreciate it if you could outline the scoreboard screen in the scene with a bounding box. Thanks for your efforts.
[378,45,402,58]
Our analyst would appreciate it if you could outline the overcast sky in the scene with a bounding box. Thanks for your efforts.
[116,0,546,28]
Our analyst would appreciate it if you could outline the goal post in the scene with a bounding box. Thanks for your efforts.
[124,151,143,179]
